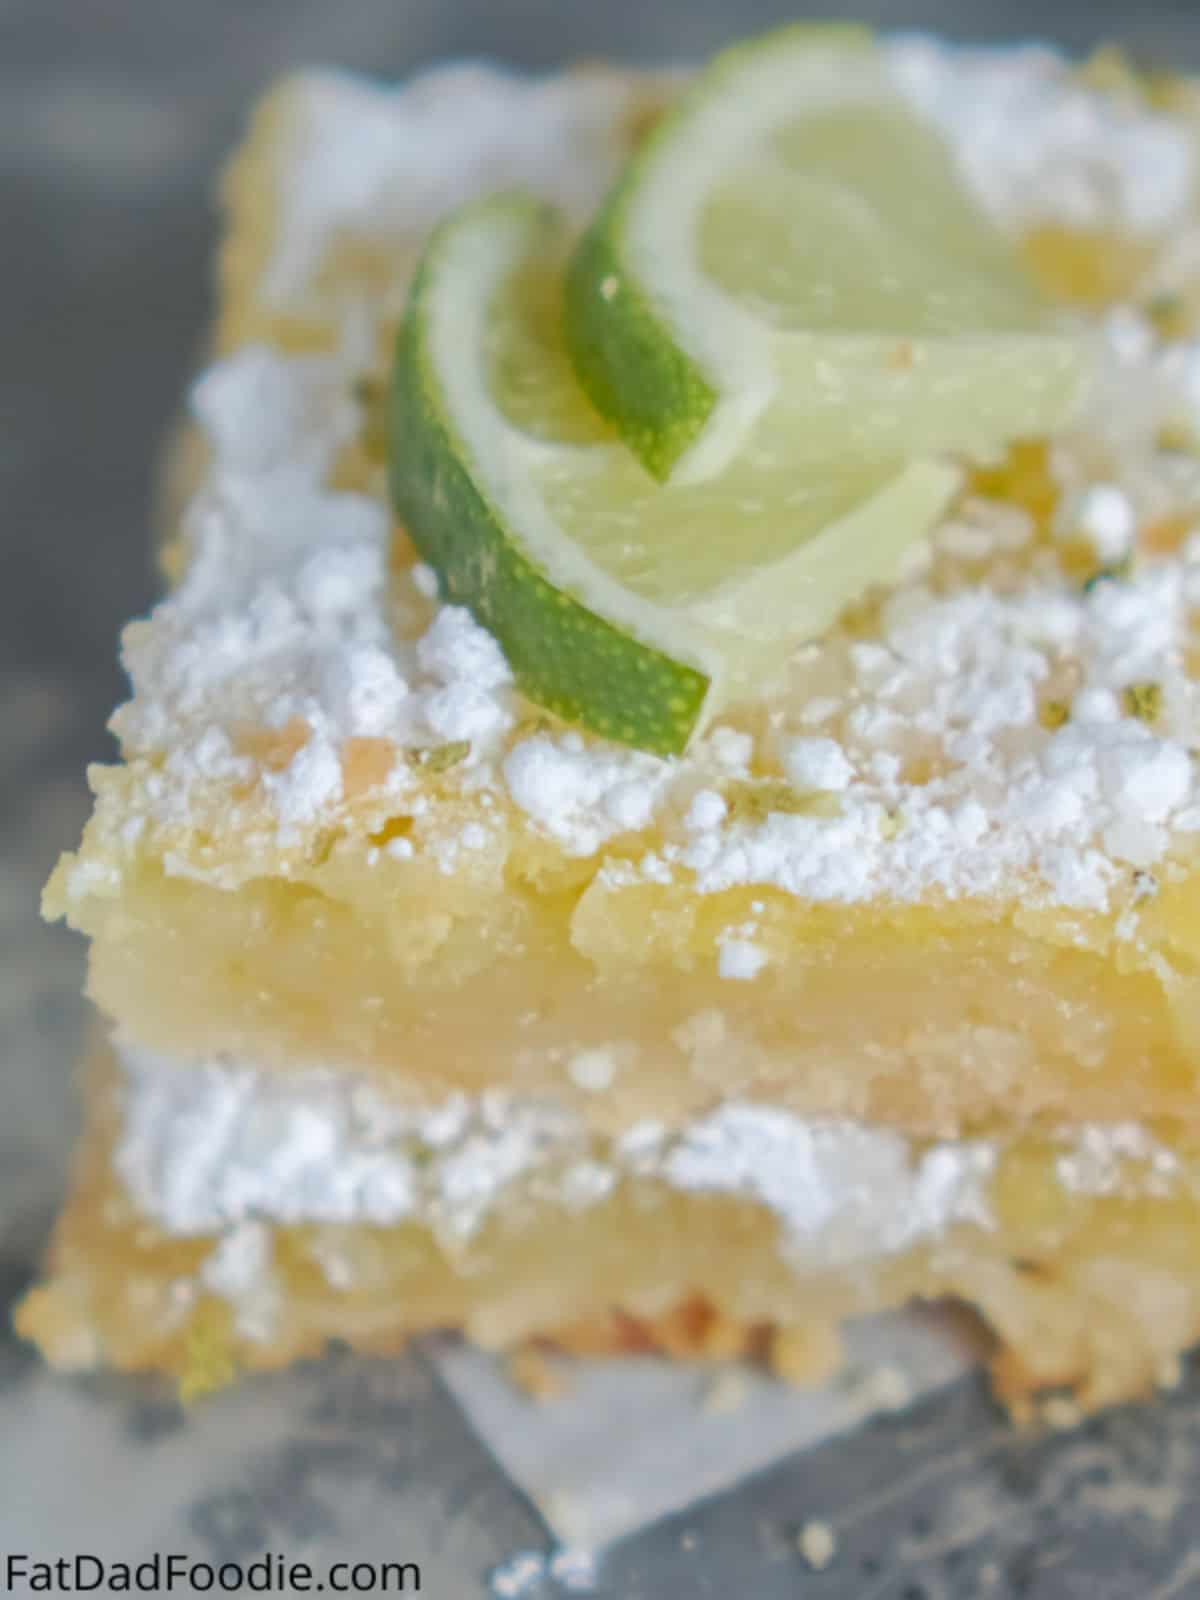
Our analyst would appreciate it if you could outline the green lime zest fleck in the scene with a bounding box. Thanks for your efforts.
[723,779,842,823]
[407,740,472,774]
[179,1301,237,1406]
[1083,558,1133,593]
[1123,682,1163,723]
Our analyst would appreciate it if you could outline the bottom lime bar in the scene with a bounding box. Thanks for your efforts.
[18,1036,1200,1416]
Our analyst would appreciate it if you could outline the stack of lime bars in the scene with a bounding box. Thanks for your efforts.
[23,25,1200,1416]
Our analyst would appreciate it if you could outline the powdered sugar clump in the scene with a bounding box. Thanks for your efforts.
[781,737,855,793]
[264,733,343,824]
[502,734,669,855]
[717,938,769,981]
[663,1103,998,1267]
[1055,1122,1181,1196]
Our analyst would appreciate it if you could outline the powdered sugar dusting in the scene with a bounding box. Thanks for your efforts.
[116,1036,584,1244]
[116,1037,1000,1283]
[889,38,1194,232]
[678,551,1200,909]
[264,66,651,310]
[115,1036,1191,1340]
[113,342,523,840]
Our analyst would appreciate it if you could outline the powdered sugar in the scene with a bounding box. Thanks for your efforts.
[717,938,769,981]
[1069,483,1137,564]
[502,735,668,855]
[888,38,1195,232]
[199,1221,280,1340]
[566,1048,619,1093]
[263,66,648,311]
[676,542,1200,909]
[684,788,728,831]
[661,1103,995,1266]
[780,737,854,793]
[263,732,343,824]
[1055,1122,1181,1196]
[116,1036,583,1244]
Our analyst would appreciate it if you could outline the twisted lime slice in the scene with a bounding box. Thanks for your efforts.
[566,24,1087,482]
[390,194,957,755]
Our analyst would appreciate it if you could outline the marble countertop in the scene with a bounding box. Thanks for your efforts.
[7,2,1200,1593]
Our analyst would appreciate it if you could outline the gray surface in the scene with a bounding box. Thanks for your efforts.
[8,2,1200,1594]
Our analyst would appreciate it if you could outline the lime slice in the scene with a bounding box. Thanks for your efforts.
[566,24,1087,483]
[390,194,958,755]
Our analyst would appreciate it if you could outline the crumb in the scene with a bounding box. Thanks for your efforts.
[769,1324,842,1385]
[702,1369,750,1414]
[540,1491,602,1549]
[489,1551,545,1598]
[1158,1354,1184,1389]
[1122,681,1162,723]
[548,1547,597,1592]
[859,1363,913,1413]
[410,561,439,599]
[797,1520,837,1571]
[508,1344,571,1402]
[565,1047,617,1093]
[1042,1394,1083,1430]
[696,1310,749,1361]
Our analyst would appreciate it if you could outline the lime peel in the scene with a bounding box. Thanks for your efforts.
[392,195,709,756]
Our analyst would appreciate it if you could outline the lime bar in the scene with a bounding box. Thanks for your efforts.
[391,194,958,754]
[22,40,1200,1427]
[567,24,1089,481]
